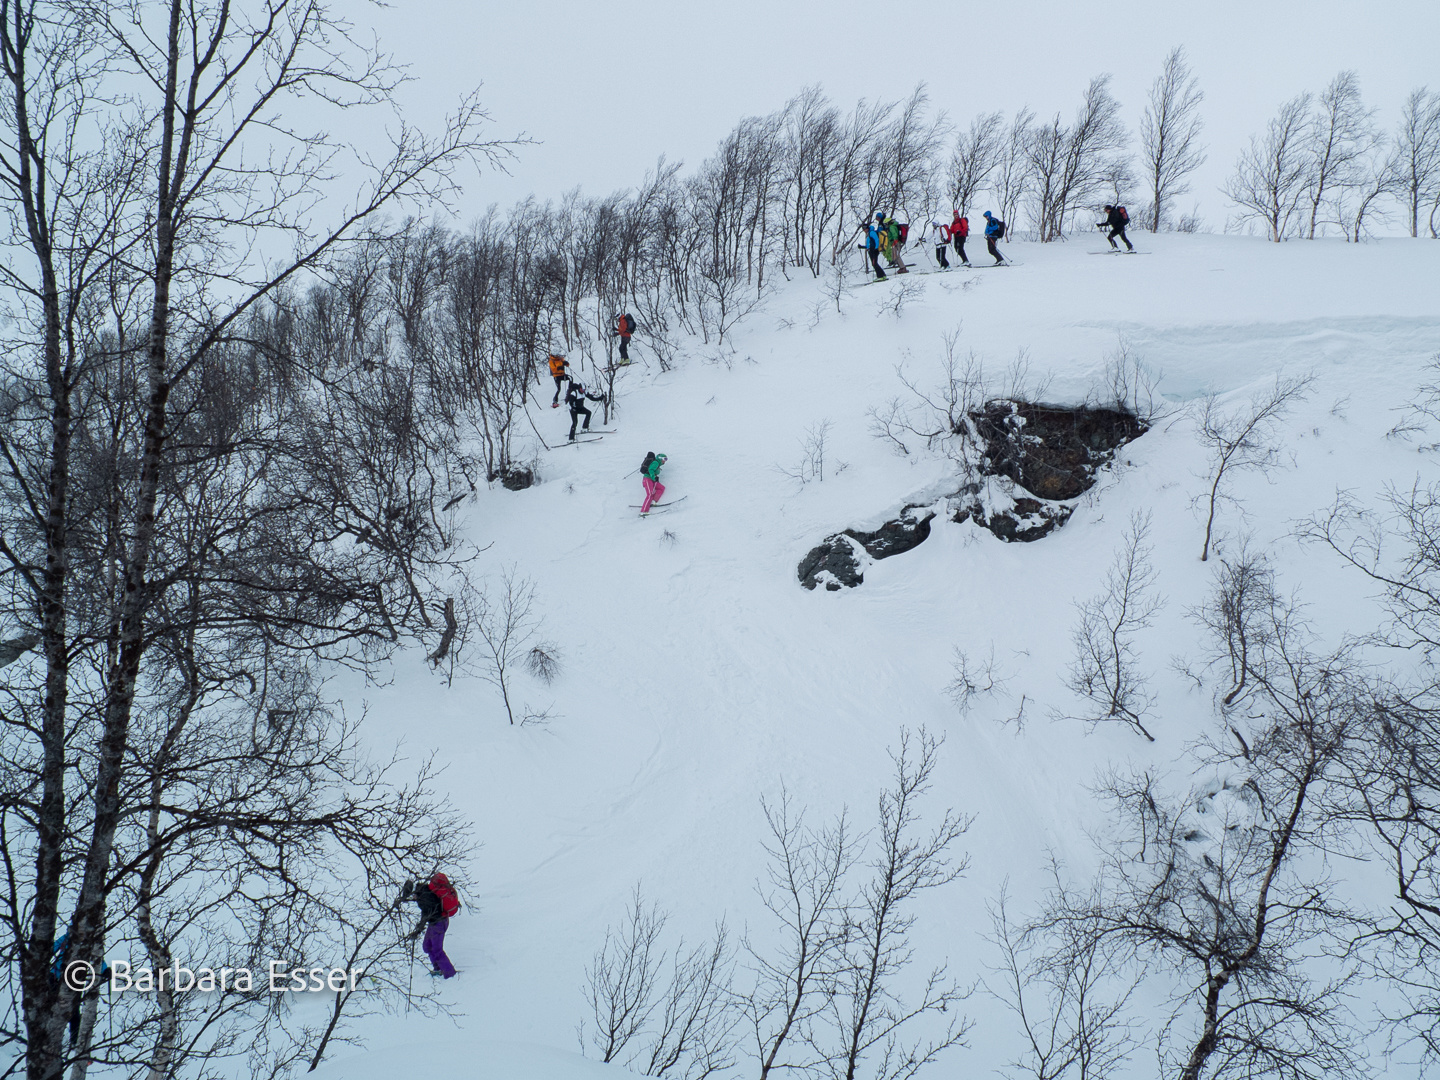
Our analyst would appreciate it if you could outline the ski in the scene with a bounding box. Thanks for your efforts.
[551,436,603,447]
[1088,251,1150,255]
[974,261,1022,268]
[630,495,690,511]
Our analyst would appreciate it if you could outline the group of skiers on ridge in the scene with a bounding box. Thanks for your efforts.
[863,204,1132,280]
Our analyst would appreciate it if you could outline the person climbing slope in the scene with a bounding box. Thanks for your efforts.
[611,312,637,364]
[547,353,571,407]
[403,874,460,979]
[982,211,1007,264]
[1099,204,1134,251]
[565,379,607,441]
[950,210,971,266]
[639,451,668,515]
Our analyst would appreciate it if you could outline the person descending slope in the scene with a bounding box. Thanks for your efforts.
[861,217,886,280]
[565,379,607,441]
[1099,204,1134,251]
[950,210,971,266]
[923,219,951,269]
[982,211,1007,264]
[547,353,571,407]
[639,451,668,515]
[403,874,460,979]
[611,312,637,364]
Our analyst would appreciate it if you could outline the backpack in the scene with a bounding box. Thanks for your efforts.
[1116,205,1129,225]
[621,313,636,335]
[994,219,1007,239]
[428,873,461,918]
[897,222,909,245]
[938,224,951,243]
[641,451,656,475]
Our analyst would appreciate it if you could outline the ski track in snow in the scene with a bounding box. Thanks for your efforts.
[312,234,1440,1079]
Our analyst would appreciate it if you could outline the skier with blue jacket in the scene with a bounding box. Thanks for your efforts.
[982,211,1007,265]
[861,216,886,280]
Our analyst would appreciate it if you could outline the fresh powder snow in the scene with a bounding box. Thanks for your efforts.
[307,232,1440,1079]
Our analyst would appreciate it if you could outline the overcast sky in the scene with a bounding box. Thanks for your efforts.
[348,0,1438,229]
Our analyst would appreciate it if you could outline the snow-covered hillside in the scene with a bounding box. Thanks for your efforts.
[316,233,1440,1079]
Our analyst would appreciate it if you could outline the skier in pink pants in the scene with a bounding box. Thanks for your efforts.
[640,452,667,515]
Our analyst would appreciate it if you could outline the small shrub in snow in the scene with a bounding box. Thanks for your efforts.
[526,643,561,685]
[946,644,1007,717]
[777,418,834,485]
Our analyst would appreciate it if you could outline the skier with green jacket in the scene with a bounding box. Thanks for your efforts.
[640,451,667,515]
[880,214,909,274]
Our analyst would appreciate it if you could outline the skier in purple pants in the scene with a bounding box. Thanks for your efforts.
[404,876,458,978]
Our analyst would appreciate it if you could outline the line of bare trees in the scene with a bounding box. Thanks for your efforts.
[1227,71,1440,239]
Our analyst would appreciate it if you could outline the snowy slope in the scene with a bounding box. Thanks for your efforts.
[319,233,1440,1078]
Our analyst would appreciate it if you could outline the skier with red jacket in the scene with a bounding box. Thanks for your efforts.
[949,211,971,266]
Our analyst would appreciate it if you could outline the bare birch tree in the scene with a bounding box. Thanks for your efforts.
[742,791,856,1080]
[946,111,1004,218]
[1396,87,1440,238]
[1140,46,1206,232]
[1303,71,1378,239]
[1029,77,1129,242]
[816,729,972,1080]
[1225,94,1313,241]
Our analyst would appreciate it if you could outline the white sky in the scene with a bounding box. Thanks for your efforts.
[350,0,1439,228]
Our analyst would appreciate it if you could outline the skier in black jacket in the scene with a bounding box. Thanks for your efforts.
[1100,205,1134,251]
[402,875,457,978]
[565,380,607,441]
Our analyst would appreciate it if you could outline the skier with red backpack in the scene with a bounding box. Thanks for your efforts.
[922,219,951,269]
[1099,205,1134,251]
[404,873,461,979]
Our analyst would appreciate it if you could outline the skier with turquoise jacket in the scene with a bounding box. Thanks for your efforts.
[640,451,668,515]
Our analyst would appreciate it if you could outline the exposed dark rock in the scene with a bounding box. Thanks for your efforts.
[971,400,1145,501]
[843,507,934,559]
[798,535,864,591]
[798,507,935,590]
[969,497,1073,543]
[800,401,1146,587]
[500,465,536,491]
